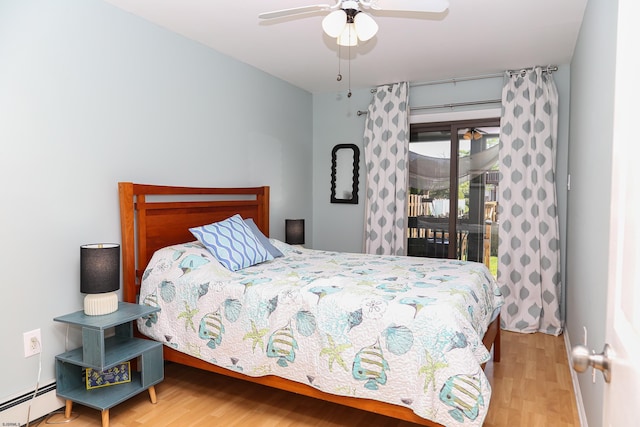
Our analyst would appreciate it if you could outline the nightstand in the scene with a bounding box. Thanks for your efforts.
[54,302,163,427]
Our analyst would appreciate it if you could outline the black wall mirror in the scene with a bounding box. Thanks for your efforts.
[331,143,360,204]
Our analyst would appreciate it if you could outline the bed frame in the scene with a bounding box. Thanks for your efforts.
[118,182,500,427]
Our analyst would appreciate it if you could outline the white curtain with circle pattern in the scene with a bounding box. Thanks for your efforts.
[498,67,563,335]
[363,82,410,255]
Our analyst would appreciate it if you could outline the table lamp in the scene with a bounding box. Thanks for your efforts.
[285,219,305,245]
[81,243,120,316]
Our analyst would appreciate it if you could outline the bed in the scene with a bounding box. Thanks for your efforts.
[118,182,503,427]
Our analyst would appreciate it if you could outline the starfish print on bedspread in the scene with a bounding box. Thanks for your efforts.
[177,301,199,332]
[320,334,352,372]
[243,320,270,352]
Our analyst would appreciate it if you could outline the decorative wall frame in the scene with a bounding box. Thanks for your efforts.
[331,143,360,204]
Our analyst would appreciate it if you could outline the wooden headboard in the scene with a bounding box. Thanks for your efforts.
[118,182,270,303]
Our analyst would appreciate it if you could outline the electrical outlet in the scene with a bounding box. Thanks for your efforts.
[23,329,41,358]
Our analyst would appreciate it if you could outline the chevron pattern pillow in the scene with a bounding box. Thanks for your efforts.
[190,214,273,271]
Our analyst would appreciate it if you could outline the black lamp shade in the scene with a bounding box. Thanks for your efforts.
[80,244,120,294]
[285,219,305,245]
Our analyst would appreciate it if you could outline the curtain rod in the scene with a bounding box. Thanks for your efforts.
[357,65,558,115]
[408,73,502,90]
[356,98,501,116]
[369,65,558,93]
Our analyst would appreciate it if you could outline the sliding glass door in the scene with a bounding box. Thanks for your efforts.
[407,119,500,275]
[408,127,453,258]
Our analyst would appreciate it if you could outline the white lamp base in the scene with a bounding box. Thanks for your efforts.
[84,292,118,316]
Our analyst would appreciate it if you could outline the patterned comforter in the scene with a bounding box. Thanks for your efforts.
[137,240,504,426]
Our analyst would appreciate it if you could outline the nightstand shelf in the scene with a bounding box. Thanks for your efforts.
[54,302,163,427]
[54,370,146,411]
[56,335,158,370]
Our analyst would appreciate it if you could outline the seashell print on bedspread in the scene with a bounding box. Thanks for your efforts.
[137,240,504,426]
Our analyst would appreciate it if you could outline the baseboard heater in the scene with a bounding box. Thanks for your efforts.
[0,381,64,426]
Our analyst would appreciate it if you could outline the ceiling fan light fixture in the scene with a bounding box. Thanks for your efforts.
[353,12,378,41]
[322,10,347,38]
[463,129,483,140]
[337,23,358,46]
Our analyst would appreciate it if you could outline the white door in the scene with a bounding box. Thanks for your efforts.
[602,0,640,424]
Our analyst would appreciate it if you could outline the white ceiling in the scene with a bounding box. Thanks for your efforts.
[102,0,588,94]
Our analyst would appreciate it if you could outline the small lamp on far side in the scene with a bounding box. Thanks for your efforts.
[81,244,120,316]
[285,219,305,246]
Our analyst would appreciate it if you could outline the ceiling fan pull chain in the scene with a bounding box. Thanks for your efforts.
[337,44,343,81]
[347,33,352,97]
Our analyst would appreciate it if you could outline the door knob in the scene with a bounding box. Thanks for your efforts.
[571,343,611,383]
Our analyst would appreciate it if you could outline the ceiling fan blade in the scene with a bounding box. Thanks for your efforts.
[259,4,333,20]
[368,0,449,13]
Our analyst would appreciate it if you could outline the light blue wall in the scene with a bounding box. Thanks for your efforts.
[312,90,370,252]
[566,0,618,425]
[0,0,312,405]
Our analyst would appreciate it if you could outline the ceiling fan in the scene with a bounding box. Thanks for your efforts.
[462,128,486,140]
[259,0,450,46]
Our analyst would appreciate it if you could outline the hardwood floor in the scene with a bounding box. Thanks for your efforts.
[482,332,580,427]
[40,331,580,427]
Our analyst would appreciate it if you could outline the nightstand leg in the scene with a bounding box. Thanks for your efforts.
[64,400,72,418]
[101,408,109,427]
[148,385,157,404]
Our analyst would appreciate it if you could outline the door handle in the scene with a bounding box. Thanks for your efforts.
[571,343,612,383]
